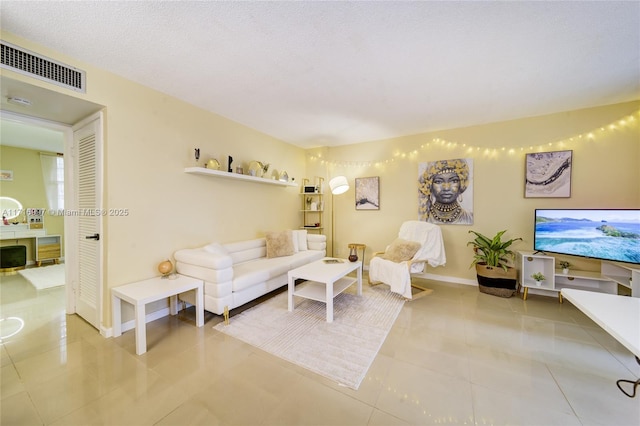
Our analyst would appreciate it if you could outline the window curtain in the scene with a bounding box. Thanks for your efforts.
[40,153,64,211]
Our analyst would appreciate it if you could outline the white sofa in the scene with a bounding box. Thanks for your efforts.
[174,230,326,316]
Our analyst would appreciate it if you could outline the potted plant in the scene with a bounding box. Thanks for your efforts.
[468,230,522,297]
[531,272,545,286]
[559,260,571,274]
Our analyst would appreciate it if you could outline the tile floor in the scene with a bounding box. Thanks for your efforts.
[1,271,639,425]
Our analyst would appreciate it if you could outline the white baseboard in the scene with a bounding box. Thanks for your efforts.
[419,272,478,287]
[104,306,173,338]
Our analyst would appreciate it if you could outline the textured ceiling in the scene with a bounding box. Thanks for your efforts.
[1,1,639,148]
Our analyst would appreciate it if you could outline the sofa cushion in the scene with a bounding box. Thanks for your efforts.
[291,230,305,252]
[203,242,228,255]
[265,230,295,258]
[288,249,325,269]
[292,230,308,251]
[175,261,233,283]
[224,238,266,264]
[233,256,292,292]
[307,234,326,251]
[380,238,422,263]
[174,247,233,269]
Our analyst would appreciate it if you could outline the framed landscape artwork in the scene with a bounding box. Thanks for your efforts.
[525,150,573,198]
[355,176,380,210]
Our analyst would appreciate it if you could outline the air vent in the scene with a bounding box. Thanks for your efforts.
[1,40,86,93]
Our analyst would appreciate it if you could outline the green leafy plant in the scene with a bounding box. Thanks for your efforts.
[559,260,571,269]
[531,272,546,281]
[467,230,522,272]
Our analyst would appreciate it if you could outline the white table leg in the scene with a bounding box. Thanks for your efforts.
[134,303,147,355]
[356,264,362,296]
[326,281,334,323]
[288,275,295,312]
[112,295,122,337]
[195,283,204,327]
[169,295,178,315]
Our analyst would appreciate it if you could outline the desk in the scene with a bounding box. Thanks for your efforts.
[112,275,204,355]
[561,288,640,397]
[0,229,60,266]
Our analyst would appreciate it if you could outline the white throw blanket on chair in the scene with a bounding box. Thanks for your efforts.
[369,221,446,299]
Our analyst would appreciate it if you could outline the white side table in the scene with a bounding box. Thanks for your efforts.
[112,274,204,355]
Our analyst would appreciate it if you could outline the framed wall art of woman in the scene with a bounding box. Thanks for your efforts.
[418,158,474,225]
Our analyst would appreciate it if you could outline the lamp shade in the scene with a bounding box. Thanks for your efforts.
[329,176,349,195]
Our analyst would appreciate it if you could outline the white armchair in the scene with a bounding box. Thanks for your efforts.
[368,221,446,299]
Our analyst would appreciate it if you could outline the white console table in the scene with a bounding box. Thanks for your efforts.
[561,288,640,397]
[112,275,204,355]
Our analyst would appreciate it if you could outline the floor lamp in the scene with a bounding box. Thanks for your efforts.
[329,176,349,257]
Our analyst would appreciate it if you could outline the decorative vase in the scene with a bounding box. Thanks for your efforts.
[535,280,542,287]
[562,268,569,275]
[348,247,358,262]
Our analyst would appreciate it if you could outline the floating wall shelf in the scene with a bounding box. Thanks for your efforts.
[184,167,297,187]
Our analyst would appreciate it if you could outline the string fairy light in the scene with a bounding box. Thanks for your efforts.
[308,110,639,168]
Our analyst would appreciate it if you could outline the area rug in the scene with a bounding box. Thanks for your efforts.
[214,283,405,390]
[18,264,65,290]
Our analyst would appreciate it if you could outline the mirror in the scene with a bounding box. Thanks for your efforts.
[0,196,23,221]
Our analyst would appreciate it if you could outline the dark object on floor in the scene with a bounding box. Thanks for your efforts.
[0,245,27,269]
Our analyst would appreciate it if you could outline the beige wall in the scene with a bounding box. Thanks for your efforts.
[0,145,64,261]
[314,102,640,282]
[2,32,308,327]
[2,31,639,330]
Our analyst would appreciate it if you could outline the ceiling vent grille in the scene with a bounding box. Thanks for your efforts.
[1,40,86,93]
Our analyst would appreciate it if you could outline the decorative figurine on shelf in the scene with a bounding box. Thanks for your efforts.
[206,158,221,170]
[194,148,200,163]
[261,162,270,176]
[228,155,233,173]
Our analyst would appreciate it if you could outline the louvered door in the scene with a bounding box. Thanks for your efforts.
[73,116,102,329]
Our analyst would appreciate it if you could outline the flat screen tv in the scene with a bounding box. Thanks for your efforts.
[534,209,640,265]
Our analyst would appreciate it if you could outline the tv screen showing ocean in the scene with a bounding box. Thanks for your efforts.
[535,218,640,264]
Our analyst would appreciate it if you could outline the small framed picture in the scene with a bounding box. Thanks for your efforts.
[355,176,380,210]
[525,150,572,198]
[0,170,13,181]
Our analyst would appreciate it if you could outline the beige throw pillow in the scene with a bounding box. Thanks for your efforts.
[380,238,421,263]
[266,230,295,258]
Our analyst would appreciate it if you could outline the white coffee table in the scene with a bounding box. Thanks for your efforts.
[112,274,204,355]
[288,258,362,322]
